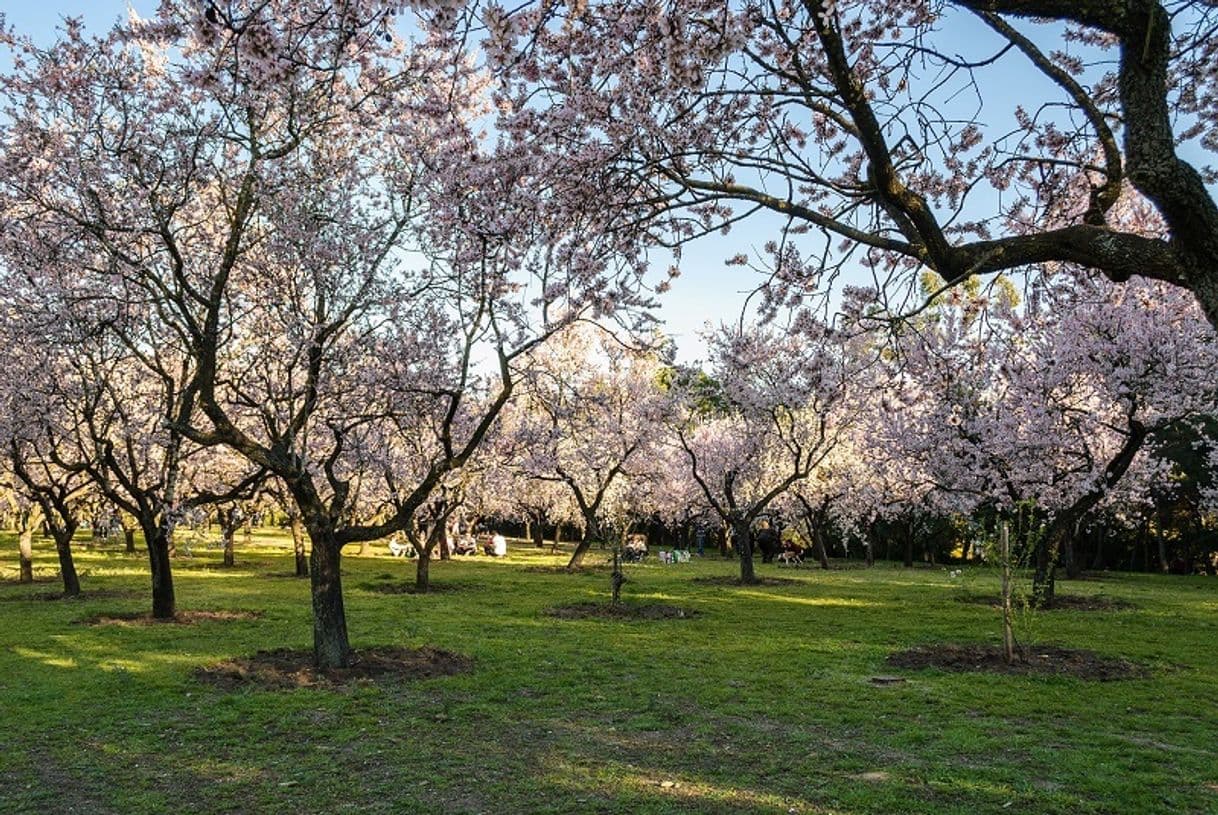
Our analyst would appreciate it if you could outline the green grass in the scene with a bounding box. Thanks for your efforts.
[0,530,1215,814]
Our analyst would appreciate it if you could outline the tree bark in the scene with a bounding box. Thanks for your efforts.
[566,516,597,570]
[532,514,545,548]
[53,529,80,598]
[733,518,757,584]
[143,520,176,619]
[290,514,308,577]
[17,527,34,583]
[308,529,351,668]
[812,527,830,570]
[415,545,431,593]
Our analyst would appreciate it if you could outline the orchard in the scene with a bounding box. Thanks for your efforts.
[0,2,1215,813]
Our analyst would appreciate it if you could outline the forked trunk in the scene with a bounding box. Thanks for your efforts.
[566,529,594,570]
[309,530,351,668]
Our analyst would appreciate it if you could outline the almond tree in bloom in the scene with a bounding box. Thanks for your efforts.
[671,321,859,584]
[505,324,670,568]
[881,270,1217,601]
[484,0,1218,330]
[0,327,90,597]
[0,2,652,666]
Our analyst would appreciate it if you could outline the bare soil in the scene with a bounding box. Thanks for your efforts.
[76,609,263,626]
[886,643,1148,680]
[956,593,1135,611]
[545,601,698,620]
[194,646,474,690]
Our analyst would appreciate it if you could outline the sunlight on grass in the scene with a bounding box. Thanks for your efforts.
[736,591,882,608]
[10,646,78,670]
[541,754,841,814]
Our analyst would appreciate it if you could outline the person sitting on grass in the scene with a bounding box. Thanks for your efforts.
[483,532,507,557]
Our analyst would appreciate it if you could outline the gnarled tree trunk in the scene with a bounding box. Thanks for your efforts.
[307,528,351,668]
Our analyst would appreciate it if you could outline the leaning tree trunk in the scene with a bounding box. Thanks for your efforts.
[17,526,34,583]
[142,520,176,619]
[733,518,757,585]
[812,527,831,570]
[290,514,308,577]
[566,517,597,570]
[308,529,351,669]
[51,527,81,598]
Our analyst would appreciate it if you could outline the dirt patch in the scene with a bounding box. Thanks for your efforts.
[956,593,1135,611]
[76,609,263,626]
[886,643,1148,681]
[194,646,473,690]
[357,580,467,595]
[692,575,802,587]
[545,601,698,621]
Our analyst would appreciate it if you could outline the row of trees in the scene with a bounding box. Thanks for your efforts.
[3,0,1217,667]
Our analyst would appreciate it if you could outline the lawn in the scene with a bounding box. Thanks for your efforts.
[0,530,1215,814]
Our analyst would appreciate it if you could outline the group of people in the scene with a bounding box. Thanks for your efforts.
[388,531,507,558]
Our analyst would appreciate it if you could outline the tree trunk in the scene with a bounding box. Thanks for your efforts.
[1032,531,1057,607]
[902,525,914,568]
[551,522,563,553]
[610,548,625,605]
[733,518,757,584]
[308,530,351,668]
[438,525,452,561]
[1064,518,1081,580]
[415,545,431,593]
[566,518,596,570]
[223,525,235,567]
[812,527,830,570]
[53,529,80,598]
[290,515,308,577]
[124,528,136,554]
[532,515,545,548]
[144,521,176,619]
[17,527,35,583]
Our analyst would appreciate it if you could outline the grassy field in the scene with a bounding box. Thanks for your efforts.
[0,530,1215,814]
